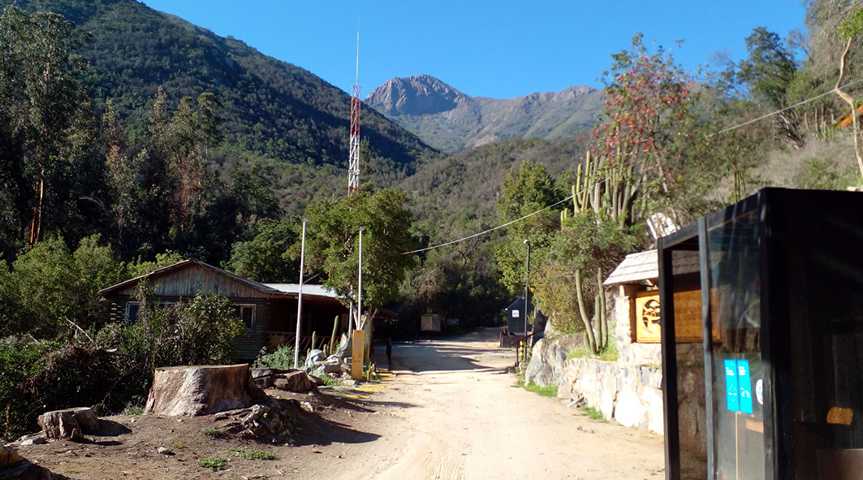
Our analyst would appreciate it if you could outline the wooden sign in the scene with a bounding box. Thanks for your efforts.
[351,330,365,380]
[633,292,662,343]
[631,289,720,344]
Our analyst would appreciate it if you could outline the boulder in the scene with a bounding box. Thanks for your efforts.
[250,368,285,389]
[304,349,325,369]
[273,371,315,393]
[37,407,98,441]
[144,364,261,416]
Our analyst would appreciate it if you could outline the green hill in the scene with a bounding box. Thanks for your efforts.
[7,0,433,169]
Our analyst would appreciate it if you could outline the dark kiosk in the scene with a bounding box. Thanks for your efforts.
[657,188,863,480]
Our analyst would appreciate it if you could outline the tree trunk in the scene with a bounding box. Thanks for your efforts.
[144,364,260,416]
[28,171,45,247]
[834,37,863,179]
[574,268,598,353]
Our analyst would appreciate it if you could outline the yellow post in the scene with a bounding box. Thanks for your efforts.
[351,330,365,380]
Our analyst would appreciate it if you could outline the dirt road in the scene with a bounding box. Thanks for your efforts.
[19,329,664,479]
[313,328,665,480]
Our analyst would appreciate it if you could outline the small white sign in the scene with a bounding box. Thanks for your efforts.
[756,379,764,406]
[512,310,520,318]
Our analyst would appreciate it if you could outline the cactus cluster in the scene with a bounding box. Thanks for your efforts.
[560,150,643,354]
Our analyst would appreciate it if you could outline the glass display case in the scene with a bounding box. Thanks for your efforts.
[657,188,863,480]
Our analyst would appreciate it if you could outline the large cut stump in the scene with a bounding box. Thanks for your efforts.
[144,364,260,416]
[37,407,98,441]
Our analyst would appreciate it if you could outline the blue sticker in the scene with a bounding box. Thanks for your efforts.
[724,359,740,413]
[737,360,753,415]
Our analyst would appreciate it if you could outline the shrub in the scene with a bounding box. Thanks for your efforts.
[522,382,558,398]
[0,293,246,442]
[202,427,226,439]
[199,457,227,471]
[6,235,124,338]
[0,338,58,440]
[254,344,296,370]
[582,406,606,421]
[230,448,276,460]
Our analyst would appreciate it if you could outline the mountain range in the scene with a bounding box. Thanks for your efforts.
[367,75,603,152]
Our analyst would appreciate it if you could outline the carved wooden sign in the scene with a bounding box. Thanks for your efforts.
[631,289,718,344]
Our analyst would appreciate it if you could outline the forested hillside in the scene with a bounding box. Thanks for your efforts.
[5,0,433,169]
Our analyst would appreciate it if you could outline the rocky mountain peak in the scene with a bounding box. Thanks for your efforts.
[366,75,468,116]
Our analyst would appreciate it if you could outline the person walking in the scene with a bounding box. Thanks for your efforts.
[386,336,393,370]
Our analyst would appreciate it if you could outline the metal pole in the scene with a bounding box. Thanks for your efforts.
[523,239,530,354]
[524,239,530,340]
[293,218,307,368]
[357,226,364,329]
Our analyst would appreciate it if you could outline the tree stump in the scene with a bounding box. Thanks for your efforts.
[37,407,98,441]
[144,364,260,416]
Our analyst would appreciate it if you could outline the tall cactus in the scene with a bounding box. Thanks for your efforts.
[563,150,642,354]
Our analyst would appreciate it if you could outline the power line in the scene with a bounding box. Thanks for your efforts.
[405,79,863,256]
[711,78,863,137]
[402,194,575,255]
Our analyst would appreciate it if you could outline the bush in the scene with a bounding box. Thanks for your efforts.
[230,448,276,460]
[2,235,125,338]
[0,293,246,442]
[199,457,227,471]
[253,344,296,370]
[0,338,57,440]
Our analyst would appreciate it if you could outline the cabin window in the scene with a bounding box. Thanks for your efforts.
[233,304,255,330]
[125,302,140,323]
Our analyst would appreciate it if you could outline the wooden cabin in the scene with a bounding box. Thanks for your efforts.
[99,259,349,360]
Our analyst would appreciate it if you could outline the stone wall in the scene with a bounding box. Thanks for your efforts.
[525,284,664,434]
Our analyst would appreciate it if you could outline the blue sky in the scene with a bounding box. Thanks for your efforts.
[143,1,806,99]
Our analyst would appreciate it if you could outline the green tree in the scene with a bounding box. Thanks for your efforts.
[493,161,562,293]
[226,218,299,282]
[6,234,123,337]
[0,6,90,246]
[304,189,418,323]
[737,27,803,148]
[126,251,185,278]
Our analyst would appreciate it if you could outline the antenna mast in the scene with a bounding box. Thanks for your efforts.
[348,32,361,194]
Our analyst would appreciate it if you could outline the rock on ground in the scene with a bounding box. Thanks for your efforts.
[145,364,262,416]
[273,371,316,393]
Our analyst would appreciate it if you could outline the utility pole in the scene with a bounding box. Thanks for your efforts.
[357,226,364,328]
[523,239,530,356]
[293,218,307,368]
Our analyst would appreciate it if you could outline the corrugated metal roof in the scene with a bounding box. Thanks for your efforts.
[98,260,342,301]
[603,249,700,287]
[99,259,283,296]
[604,250,659,286]
[263,283,341,300]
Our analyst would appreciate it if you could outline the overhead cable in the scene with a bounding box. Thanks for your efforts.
[405,78,863,255]
[711,78,863,137]
[402,194,576,255]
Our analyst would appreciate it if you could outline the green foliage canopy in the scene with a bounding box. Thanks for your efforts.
[304,189,418,315]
